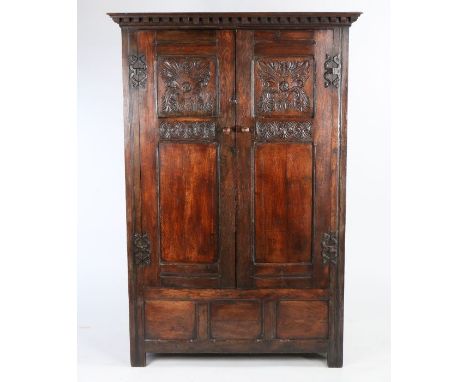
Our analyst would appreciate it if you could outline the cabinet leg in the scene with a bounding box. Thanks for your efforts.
[130,350,146,367]
[327,349,343,368]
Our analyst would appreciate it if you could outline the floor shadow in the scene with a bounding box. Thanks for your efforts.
[146,352,327,367]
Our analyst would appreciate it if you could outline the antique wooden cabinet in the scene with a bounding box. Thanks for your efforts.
[109,12,360,368]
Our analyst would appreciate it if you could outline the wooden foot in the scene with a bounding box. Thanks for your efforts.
[327,350,343,368]
[130,349,146,367]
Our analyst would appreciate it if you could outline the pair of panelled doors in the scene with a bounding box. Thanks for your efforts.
[131,29,339,290]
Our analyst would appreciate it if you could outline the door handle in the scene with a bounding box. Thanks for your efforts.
[223,127,251,134]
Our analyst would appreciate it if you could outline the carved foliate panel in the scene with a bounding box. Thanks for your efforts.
[132,233,151,266]
[256,121,312,142]
[254,57,314,116]
[160,121,216,141]
[157,56,217,117]
[321,232,338,265]
[129,54,147,88]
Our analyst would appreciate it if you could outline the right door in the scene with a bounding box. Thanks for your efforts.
[236,29,338,289]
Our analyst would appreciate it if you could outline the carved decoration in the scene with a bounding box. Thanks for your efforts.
[109,13,362,28]
[256,60,311,115]
[158,57,216,116]
[160,121,216,140]
[321,232,338,265]
[324,54,341,88]
[256,121,312,142]
[128,54,147,88]
[132,233,151,266]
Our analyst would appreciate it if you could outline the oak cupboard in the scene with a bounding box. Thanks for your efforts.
[109,12,361,367]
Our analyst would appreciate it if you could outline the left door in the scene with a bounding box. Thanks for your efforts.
[126,30,236,289]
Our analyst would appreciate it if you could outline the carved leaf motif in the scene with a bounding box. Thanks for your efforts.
[159,121,216,140]
[256,60,311,114]
[159,57,214,115]
[256,121,312,142]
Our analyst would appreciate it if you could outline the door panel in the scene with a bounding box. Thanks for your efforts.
[137,30,236,288]
[159,143,218,264]
[236,30,336,288]
[254,143,313,264]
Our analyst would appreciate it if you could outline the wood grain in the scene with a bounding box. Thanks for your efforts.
[254,143,313,263]
[277,300,328,339]
[144,300,196,340]
[159,143,217,264]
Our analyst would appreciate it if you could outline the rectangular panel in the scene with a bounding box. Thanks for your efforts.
[210,301,262,340]
[144,300,195,340]
[254,30,315,42]
[255,143,313,263]
[142,289,329,353]
[160,143,217,264]
[276,300,328,339]
[155,30,217,42]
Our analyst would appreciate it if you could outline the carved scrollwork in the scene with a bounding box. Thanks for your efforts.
[158,57,216,116]
[256,59,311,114]
[321,232,338,265]
[324,54,341,88]
[129,54,147,88]
[256,121,312,142]
[132,233,151,266]
[159,121,216,140]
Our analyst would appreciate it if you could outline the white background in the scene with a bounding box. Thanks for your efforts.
[2,0,468,381]
[77,1,389,381]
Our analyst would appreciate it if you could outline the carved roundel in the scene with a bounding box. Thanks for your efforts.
[157,56,218,117]
[254,57,314,117]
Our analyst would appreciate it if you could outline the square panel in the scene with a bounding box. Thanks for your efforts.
[157,56,218,117]
[254,56,314,117]
[144,300,195,340]
[276,300,328,339]
[210,301,261,339]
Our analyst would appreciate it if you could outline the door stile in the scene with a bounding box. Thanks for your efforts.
[235,30,255,288]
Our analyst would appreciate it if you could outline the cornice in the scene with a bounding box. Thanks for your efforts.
[108,12,361,29]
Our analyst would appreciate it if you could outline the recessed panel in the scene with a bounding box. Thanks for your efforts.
[254,143,313,263]
[210,301,261,339]
[160,143,218,263]
[254,56,314,117]
[157,56,218,117]
[276,300,328,339]
[145,300,195,340]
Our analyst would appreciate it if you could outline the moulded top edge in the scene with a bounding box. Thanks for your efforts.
[107,12,362,29]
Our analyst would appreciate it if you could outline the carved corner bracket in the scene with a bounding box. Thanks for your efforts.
[129,54,147,89]
[321,231,338,265]
[132,232,151,266]
[324,54,341,88]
